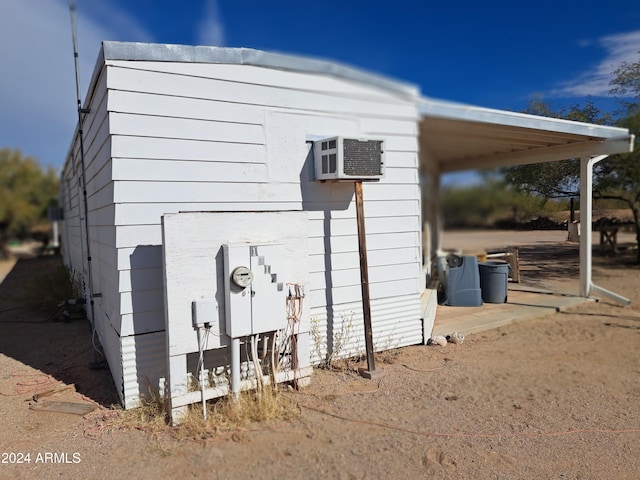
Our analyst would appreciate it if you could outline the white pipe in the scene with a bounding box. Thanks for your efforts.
[579,155,630,305]
[590,283,631,305]
[230,337,240,399]
[196,326,206,420]
[250,334,262,391]
[270,332,278,378]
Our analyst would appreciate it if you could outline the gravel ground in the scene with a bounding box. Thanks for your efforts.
[0,232,639,479]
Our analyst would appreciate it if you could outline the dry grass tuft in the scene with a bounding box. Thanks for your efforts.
[95,392,169,439]
[88,385,298,444]
[207,384,298,431]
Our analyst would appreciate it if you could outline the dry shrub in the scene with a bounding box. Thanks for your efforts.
[323,356,361,375]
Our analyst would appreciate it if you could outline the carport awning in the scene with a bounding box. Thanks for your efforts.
[418,96,636,305]
[419,97,634,172]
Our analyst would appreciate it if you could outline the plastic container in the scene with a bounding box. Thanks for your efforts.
[478,261,509,303]
[445,255,483,306]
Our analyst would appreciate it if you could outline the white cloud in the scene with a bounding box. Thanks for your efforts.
[78,1,154,46]
[0,0,153,170]
[552,30,640,98]
[196,0,225,47]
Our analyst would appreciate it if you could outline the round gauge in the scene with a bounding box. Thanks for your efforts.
[231,266,253,288]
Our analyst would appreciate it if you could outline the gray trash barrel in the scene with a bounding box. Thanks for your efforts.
[445,255,483,306]
[478,262,509,303]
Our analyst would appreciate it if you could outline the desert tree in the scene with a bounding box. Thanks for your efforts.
[0,148,59,253]
[502,52,640,262]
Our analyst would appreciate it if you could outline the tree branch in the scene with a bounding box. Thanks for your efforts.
[594,192,633,209]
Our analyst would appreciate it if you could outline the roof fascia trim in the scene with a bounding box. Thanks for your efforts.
[101,41,420,98]
[420,97,631,140]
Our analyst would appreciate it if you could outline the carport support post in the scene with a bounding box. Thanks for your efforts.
[579,155,631,304]
[579,156,595,298]
[354,181,379,378]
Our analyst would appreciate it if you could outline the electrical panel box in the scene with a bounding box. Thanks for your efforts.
[313,136,385,181]
[191,298,218,329]
[223,243,286,338]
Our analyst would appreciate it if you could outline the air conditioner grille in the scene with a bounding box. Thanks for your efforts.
[343,139,383,176]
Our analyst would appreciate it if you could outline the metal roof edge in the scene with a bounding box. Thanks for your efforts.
[101,40,420,98]
[419,96,632,140]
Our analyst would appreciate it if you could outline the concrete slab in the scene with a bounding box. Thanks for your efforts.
[427,284,594,338]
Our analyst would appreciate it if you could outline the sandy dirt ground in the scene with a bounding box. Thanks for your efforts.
[0,231,639,480]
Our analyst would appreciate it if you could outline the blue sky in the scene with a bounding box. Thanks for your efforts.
[1,0,639,178]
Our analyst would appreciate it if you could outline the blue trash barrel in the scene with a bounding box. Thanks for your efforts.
[478,262,509,303]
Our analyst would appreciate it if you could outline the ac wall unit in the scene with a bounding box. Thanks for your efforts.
[313,136,385,181]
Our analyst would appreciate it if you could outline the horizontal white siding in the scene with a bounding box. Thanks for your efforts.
[328,201,420,218]
[60,64,119,351]
[112,181,420,204]
[122,331,166,408]
[308,231,420,254]
[308,215,420,237]
[309,295,423,363]
[114,202,306,226]
[108,90,263,124]
[109,112,265,144]
[112,225,422,251]
[306,199,420,218]
[111,61,416,101]
[110,136,266,162]
[112,198,419,226]
[98,315,125,403]
[308,247,420,273]
[106,63,417,118]
[111,158,268,182]
[308,279,422,308]
[91,204,116,227]
[118,267,164,292]
[309,263,421,290]
[82,68,109,181]
[86,183,115,212]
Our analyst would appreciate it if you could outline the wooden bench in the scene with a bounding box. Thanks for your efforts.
[597,227,618,256]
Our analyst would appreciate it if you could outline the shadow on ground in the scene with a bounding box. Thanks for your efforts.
[516,242,580,289]
[516,240,638,290]
[0,254,119,407]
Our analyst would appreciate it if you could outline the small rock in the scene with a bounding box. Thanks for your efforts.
[428,336,448,346]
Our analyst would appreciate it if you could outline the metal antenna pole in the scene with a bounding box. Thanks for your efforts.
[69,1,82,110]
[69,0,100,365]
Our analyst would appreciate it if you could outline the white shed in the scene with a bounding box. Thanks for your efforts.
[61,41,634,416]
[61,41,424,414]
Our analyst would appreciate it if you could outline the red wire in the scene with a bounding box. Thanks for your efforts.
[1,372,60,396]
